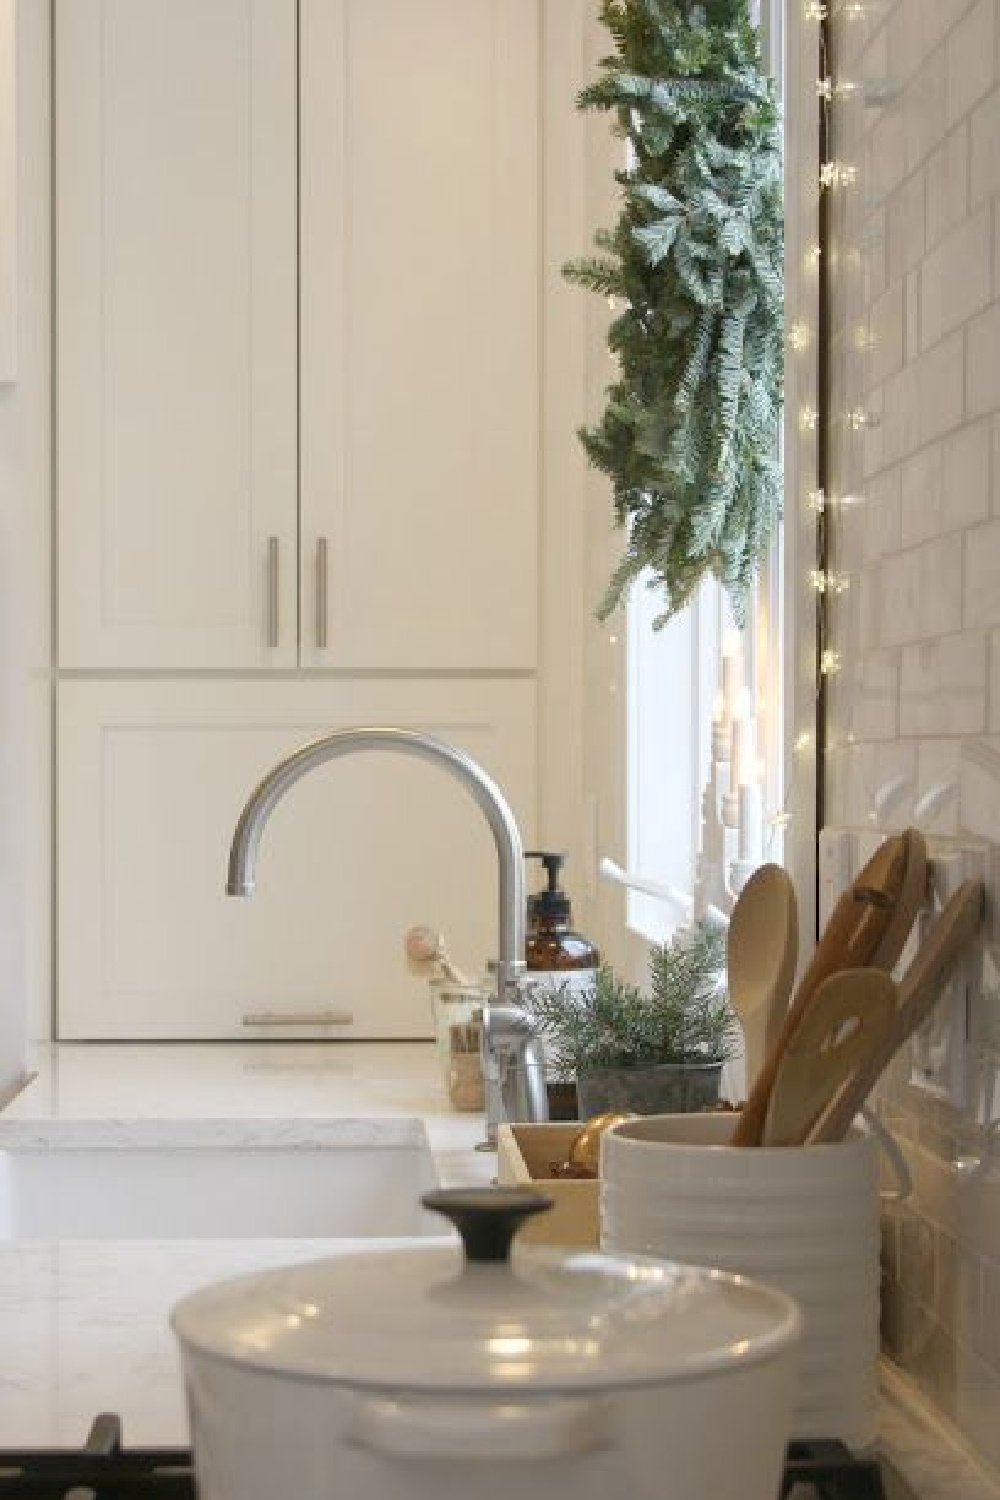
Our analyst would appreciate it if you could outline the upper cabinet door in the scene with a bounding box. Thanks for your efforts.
[300,0,540,670]
[56,0,298,669]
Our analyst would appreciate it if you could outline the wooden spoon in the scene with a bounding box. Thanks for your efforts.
[734,829,927,1146]
[810,879,984,1143]
[762,969,897,1146]
[727,864,798,1095]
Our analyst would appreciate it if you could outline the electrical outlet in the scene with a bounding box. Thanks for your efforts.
[909,849,986,1112]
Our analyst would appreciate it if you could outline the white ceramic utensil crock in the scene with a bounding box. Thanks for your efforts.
[172,1187,801,1500]
[601,1112,910,1449]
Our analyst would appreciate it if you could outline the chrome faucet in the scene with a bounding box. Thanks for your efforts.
[225,727,548,1142]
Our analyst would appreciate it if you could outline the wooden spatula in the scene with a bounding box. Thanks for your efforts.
[810,879,984,1143]
[762,969,897,1146]
[734,829,927,1146]
[727,864,798,1095]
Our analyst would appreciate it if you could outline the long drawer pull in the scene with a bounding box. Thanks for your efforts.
[266,536,280,648]
[242,1010,354,1027]
[316,536,329,648]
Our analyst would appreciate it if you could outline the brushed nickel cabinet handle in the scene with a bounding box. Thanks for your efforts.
[316,536,329,648]
[242,1009,354,1027]
[266,536,279,648]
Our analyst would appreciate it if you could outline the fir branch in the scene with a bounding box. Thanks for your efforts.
[564,0,783,626]
[522,920,735,1079]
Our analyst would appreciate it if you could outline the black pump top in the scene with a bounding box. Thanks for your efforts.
[525,851,571,923]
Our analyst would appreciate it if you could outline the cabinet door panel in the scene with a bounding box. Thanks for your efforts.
[56,0,297,668]
[58,680,536,1039]
[301,0,540,669]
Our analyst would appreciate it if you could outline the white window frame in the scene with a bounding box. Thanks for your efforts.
[618,0,788,960]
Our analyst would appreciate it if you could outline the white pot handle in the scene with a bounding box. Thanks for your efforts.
[346,1393,612,1463]
[860,1105,913,1204]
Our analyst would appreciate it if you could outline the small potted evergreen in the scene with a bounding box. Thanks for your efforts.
[523,921,736,1117]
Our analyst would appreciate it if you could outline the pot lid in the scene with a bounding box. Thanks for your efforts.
[172,1189,799,1394]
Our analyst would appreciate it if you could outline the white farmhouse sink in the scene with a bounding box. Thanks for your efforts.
[0,1119,438,1240]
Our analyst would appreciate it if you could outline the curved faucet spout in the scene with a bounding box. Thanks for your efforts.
[225,726,526,991]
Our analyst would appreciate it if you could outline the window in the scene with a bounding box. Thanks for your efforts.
[622,0,786,947]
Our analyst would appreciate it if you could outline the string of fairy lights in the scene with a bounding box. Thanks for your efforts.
[772,0,885,839]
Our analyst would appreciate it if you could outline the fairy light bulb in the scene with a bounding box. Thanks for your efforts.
[820,650,843,676]
[810,569,851,595]
[800,405,819,432]
[794,731,813,754]
[789,321,811,351]
[808,488,826,514]
[804,1,827,17]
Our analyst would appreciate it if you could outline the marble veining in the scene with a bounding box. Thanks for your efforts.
[0,1116,430,1150]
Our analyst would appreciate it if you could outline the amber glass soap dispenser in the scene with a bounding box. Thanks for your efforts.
[524,852,599,1119]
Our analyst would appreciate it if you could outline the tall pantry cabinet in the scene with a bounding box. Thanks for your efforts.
[55,0,550,1037]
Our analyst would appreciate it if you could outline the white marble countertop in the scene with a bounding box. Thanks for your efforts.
[2,1043,999,1499]
[0,1040,493,1184]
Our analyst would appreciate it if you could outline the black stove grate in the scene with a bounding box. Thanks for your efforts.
[0,1416,192,1499]
[0,1416,911,1500]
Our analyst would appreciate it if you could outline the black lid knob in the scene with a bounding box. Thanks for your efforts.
[421,1187,552,1263]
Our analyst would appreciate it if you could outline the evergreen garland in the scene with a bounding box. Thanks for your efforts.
[565,0,783,626]
[522,920,735,1077]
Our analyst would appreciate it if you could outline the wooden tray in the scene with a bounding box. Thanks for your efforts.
[496,1122,599,1248]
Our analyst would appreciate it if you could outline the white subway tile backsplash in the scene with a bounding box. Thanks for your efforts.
[958,735,1000,836]
[905,52,949,171]
[899,425,990,550]
[967,301,1000,417]
[870,279,906,381]
[990,628,1000,728]
[905,268,921,362]
[871,107,909,204]
[914,738,963,833]
[883,534,964,646]
[863,467,904,559]
[946,0,997,124]
[888,170,926,281]
[917,329,966,443]
[926,124,970,248]
[970,86,1000,205]
[901,443,944,546]
[854,649,900,740]
[965,519,1000,626]
[825,2,1000,1466]
[920,206,992,348]
[899,630,987,735]
[944,419,991,523]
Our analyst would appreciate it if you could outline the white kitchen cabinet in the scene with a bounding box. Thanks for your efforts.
[57,678,536,1039]
[298,0,540,669]
[56,0,541,674]
[55,0,298,669]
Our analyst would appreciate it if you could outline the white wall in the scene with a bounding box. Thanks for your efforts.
[0,0,52,1089]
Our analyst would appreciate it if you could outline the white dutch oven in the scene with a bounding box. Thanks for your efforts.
[172,1187,801,1500]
